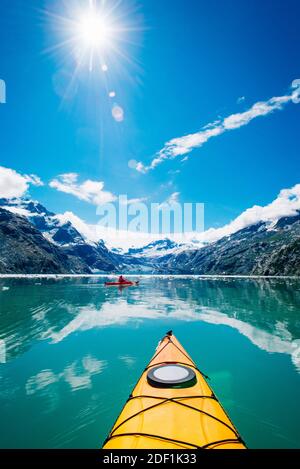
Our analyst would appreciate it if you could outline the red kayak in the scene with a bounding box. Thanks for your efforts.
[105,281,139,287]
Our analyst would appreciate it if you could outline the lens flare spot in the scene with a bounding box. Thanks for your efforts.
[128,159,138,169]
[112,104,124,122]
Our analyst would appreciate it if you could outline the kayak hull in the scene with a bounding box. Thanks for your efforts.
[103,333,246,450]
[104,281,138,286]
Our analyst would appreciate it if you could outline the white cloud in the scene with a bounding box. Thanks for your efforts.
[59,173,78,184]
[190,183,300,245]
[49,173,116,205]
[130,197,148,204]
[223,95,290,130]
[166,192,180,204]
[134,81,300,173]
[156,192,181,211]
[24,174,44,187]
[56,209,165,250]
[135,161,147,173]
[55,183,300,250]
[0,166,43,199]
[119,197,148,205]
[55,211,100,242]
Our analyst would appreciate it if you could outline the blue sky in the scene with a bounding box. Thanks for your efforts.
[0,0,300,235]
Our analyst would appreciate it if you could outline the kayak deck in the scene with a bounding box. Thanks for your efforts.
[103,332,246,449]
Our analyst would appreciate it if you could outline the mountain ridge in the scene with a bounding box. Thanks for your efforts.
[0,198,121,273]
[0,198,300,275]
[156,214,300,275]
[0,208,91,274]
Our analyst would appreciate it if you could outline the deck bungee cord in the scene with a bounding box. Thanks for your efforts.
[103,331,246,449]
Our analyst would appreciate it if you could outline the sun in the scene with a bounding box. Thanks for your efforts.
[73,3,117,71]
[77,13,112,49]
[44,0,144,86]
[71,3,118,72]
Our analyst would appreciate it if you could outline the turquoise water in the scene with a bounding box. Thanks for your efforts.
[0,276,300,449]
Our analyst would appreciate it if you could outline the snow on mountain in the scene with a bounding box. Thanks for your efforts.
[0,207,91,274]
[158,213,300,275]
[0,198,86,247]
[2,183,300,276]
[0,198,120,272]
[125,238,191,258]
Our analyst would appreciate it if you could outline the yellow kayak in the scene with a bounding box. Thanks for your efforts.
[103,331,246,449]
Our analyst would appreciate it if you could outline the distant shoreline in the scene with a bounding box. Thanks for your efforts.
[0,274,299,279]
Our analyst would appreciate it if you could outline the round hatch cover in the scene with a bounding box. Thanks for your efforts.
[147,364,196,388]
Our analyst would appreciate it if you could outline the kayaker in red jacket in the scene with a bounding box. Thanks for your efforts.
[118,275,129,284]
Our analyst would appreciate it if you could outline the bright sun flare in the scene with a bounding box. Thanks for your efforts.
[46,0,143,76]
[77,14,112,48]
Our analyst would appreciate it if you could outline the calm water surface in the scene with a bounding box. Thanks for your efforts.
[0,276,300,448]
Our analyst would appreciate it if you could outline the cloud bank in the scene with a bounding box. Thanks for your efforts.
[191,183,300,245]
[56,183,300,250]
[134,81,300,173]
[49,173,116,205]
[0,166,43,199]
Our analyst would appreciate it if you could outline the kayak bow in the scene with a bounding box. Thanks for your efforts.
[103,331,246,449]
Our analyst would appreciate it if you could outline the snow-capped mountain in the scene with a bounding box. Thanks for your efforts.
[1,197,300,275]
[0,198,192,273]
[0,198,85,246]
[157,213,300,276]
[0,208,90,274]
[126,238,185,257]
[0,198,119,272]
